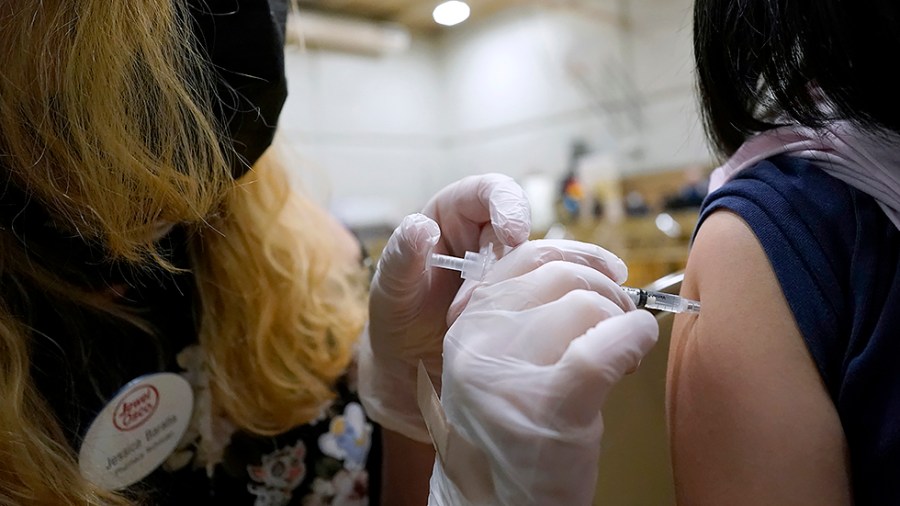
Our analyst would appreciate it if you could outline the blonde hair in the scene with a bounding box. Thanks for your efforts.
[0,1,366,504]
[0,0,230,263]
[194,148,367,435]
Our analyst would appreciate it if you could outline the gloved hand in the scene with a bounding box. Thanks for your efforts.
[425,241,660,506]
[358,174,531,442]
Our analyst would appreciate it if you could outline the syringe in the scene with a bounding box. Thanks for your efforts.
[619,287,700,314]
[426,246,701,314]
[426,243,497,282]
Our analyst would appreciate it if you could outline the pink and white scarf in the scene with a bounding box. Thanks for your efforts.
[709,121,900,230]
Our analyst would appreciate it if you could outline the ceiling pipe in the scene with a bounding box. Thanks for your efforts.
[286,10,412,56]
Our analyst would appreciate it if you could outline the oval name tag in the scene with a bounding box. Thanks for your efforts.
[78,372,193,490]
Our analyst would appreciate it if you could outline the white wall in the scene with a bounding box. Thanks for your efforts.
[280,39,445,225]
[278,0,712,228]
[627,0,711,172]
[438,4,628,184]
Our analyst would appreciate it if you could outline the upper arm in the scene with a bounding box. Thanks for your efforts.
[667,210,851,505]
[380,429,435,506]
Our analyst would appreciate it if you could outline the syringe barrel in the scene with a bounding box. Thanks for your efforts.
[462,250,486,280]
[621,287,645,307]
[620,287,700,314]
[642,291,685,312]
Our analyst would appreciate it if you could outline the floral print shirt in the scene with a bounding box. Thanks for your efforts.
[25,236,381,505]
[35,331,381,506]
[157,347,380,506]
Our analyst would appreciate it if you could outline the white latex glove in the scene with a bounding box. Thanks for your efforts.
[425,241,660,506]
[359,174,531,442]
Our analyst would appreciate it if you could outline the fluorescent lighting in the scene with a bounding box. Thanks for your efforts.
[433,1,470,27]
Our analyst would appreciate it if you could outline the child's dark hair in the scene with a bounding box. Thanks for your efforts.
[694,0,900,156]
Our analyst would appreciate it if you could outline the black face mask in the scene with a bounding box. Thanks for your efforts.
[0,1,289,291]
[0,4,291,409]
[189,0,289,178]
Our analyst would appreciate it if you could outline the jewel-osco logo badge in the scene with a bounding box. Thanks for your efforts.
[113,384,160,431]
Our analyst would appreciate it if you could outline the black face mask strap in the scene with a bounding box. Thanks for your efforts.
[188,0,289,178]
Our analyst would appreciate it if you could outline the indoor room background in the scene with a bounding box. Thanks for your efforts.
[282,2,705,502]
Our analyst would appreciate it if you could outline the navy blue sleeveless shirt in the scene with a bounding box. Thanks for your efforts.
[697,155,900,504]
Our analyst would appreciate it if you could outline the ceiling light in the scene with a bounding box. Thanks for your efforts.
[433,1,471,27]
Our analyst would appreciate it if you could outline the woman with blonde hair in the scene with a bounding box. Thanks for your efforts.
[0,0,658,504]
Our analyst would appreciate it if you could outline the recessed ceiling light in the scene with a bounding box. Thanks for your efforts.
[433,1,471,27]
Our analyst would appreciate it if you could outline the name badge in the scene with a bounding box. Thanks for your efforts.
[78,372,193,490]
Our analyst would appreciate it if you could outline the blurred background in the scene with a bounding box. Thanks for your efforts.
[282,0,711,287]
[281,1,708,503]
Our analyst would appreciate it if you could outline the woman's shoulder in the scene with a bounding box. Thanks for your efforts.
[693,154,900,396]
[668,207,853,505]
[697,155,896,365]
[701,155,866,251]
[672,154,900,504]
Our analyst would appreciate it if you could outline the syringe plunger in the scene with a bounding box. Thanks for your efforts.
[426,243,496,280]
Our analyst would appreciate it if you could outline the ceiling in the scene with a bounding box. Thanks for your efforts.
[298,0,531,32]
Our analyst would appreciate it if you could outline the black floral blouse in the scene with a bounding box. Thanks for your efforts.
[158,344,381,506]
[22,228,381,505]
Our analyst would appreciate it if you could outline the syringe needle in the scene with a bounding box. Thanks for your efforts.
[427,248,700,314]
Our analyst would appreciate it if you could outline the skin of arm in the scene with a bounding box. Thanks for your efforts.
[380,429,435,505]
[321,212,436,503]
[667,210,852,505]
